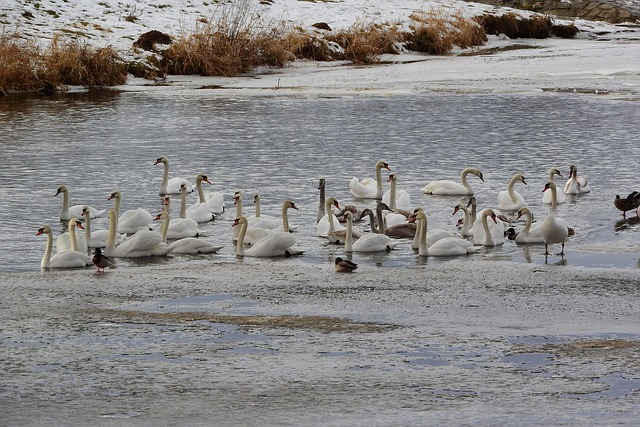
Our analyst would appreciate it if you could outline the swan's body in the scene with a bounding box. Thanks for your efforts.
[422,168,484,196]
[344,211,398,253]
[233,216,303,257]
[382,173,411,210]
[349,160,390,199]
[106,209,171,258]
[248,193,280,230]
[92,247,116,272]
[453,203,473,237]
[473,209,504,246]
[542,168,566,204]
[56,218,89,254]
[82,206,124,248]
[55,185,104,221]
[335,257,358,273]
[185,179,215,223]
[563,164,590,194]
[153,212,222,254]
[36,225,92,269]
[317,197,345,237]
[514,207,544,244]
[162,191,203,239]
[497,173,528,211]
[108,191,153,235]
[154,156,193,196]
[541,181,570,256]
[193,173,224,215]
[410,210,476,256]
[362,205,416,239]
[241,200,302,246]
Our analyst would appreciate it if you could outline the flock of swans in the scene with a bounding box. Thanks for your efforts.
[36,155,635,272]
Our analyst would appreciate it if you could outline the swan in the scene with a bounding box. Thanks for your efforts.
[55,185,104,221]
[422,168,484,196]
[248,193,280,230]
[324,198,362,245]
[541,181,570,256]
[349,160,390,199]
[614,191,640,218]
[232,191,244,240]
[452,203,473,237]
[542,168,566,204]
[335,257,358,273]
[240,200,302,245]
[82,206,124,248]
[344,211,398,253]
[106,209,172,258]
[108,191,153,234]
[317,178,326,224]
[382,173,411,210]
[362,204,416,239]
[233,216,303,257]
[154,155,193,196]
[193,173,224,214]
[56,217,89,254]
[92,247,116,272]
[317,196,345,237]
[406,207,456,249]
[163,191,204,239]
[410,210,477,257]
[154,212,223,254]
[36,225,92,269]
[497,173,528,211]
[563,164,590,194]
[184,181,215,223]
[472,209,504,246]
[514,207,545,244]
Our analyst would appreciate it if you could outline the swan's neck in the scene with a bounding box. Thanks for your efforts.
[550,185,559,213]
[160,215,169,243]
[345,216,353,252]
[367,213,377,233]
[159,160,169,195]
[376,206,385,234]
[508,176,519,202]
[196,179,206,203]
[460,206,471,235]
[179,190,187,219]
[418,216,428,256]
[375,164,384,198]
[255,197,261,217]
[326,200,335,234]
[548,170,556,182]
[106,214,117,255]
[412,215,422,249]
[469,201,477,223]
[522,210,533,234]
[235,221,247,255]
[460,169,472,192]
[317,183,325,224]
[281,204,289,232]
[113,195,121,217]
[41,230,53,268]
[233,197,243,239]
[482,212,494,246]
[389,178,397,210]
[84,214,92,242]
[60,191,70,218]
[68,221,79,252]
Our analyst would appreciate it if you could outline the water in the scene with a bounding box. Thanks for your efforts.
[0,90,639,272]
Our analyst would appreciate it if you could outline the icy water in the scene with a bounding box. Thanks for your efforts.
[0,90,638,271]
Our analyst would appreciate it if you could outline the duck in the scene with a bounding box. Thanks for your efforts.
[105,209,172,258]
[382,173,411,210]
[563,164,590,194]
[541,181,570,257]
[186,175,217,222]
[317,196,345,237]
[409,209,477,256]
[542,168,566,204]
[514,207,545,244]
[154,212,223,254]
[92,247,116,272]
[154,155,193,196]
[335,257,358,273]
[36,225,92,269]
[55,185,104,221]
[107,191,153,234]
[422,167,484,196]
[472,209,504,247]
[349,159,390,199]
[344,211,398,253]
[82,205,124,248]
[232,216,303,257]
[497,173,528,211]
[193,173,224,214]
[614,191,640,218]
[56,217,88,254]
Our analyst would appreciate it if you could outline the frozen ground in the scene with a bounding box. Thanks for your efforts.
[1,259,640,425]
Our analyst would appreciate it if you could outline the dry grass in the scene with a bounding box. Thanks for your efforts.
[324,21,402,64]
[405,10,486,55]
[0,32,42,94]
[474,13,556,39]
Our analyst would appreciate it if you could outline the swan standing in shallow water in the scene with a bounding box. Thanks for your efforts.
[154,155,193,196]
[382,173,411,210]
[37,225,92,269]
[56,217,88,254]
[497,173,528,211]
[344,211,398,253]
[410,210,476,256]
[542,168,566,204]
[541,181,570,256]
[55,185,104,221]
[349,160,390,199]
[563,164,590,194]
[514,207,545,244]
[233,216,303,257]
[422,167,484,196]
[108,191,153,234]
[472,209,504,246]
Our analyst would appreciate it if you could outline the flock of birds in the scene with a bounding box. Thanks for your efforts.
[35,156,639,273]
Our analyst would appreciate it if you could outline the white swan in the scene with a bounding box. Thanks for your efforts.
[56,217,88,254]
[82,206,124,248]
[349,160,390,199]
[248,193,280,230]
[563,164,590,194]
[240,200,302,245]
[162,194,203,239]
[106,209,171,258]
[192,173,224,214]
[233,216,303,257]
[410,210,476,257]
[452,203,473,237]
[541,181,570,256]
[317,178,326,224]
[55,185,104,221]
[513,207,545,244]
[184,181,215,223]
[154,212,223,254]
[36,225,92,269]
[472,209,504,246]
[317,196,345,237]
[497,173,528,211]
[422,167,484,196]
[344,212,398,253]
[542,168,566,204]
[154,155,193,196]
[108,191,153,234]
[382,173,411,210]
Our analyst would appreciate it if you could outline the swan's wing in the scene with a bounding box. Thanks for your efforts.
[422,180,468,195]
[115,230,163,255]
[50,251,92,267]
[316,214,345,236]
[205,192,225,214]
[186,203,215,223]
[168,238,222,254]
[352,234,397,252]
[166,178,194,194]
[349,177,377,198]
[247,232,296,257]
[428,237,475,256]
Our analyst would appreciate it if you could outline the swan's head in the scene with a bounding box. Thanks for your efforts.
[409,210,426,224]
[163,196,171,206]
[197,174,211,184]
[515,207,530,221]
[81,206,90,217]
[326,197,340,210]
[543,181,556,193]
[154,156,168,166]
[284,200,299,210]
[343,211,353,221]
[232,216,248,227]
[456,218,464,227]
[253,193,260,203]
[69,218,84,230]
[466,196,476,207]
[376,160,391,171]
[318,178,325,190]
[154,212,169,221]
[483,209,498,224]
[387,173,396,183]
[453,205,461,215]
[470,169,485,182]
[55,185,68,196]
[551,168,562,177]
[233,191,242,205]
[107,191,121,201]
[377,202,392,212]
[516,174,527,185]
[35,225,52,236]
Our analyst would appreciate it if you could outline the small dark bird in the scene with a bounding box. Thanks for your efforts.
[335,257,358,273]
[614,191,640,218]
[505,227,518,240]
[92,247,116,272]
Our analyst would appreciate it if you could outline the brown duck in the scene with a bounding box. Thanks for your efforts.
[614,191,640,218]
[335,257,358,273]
